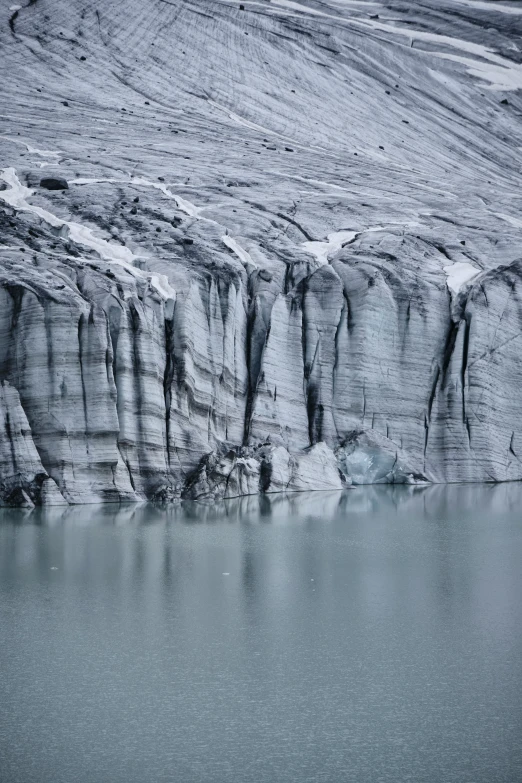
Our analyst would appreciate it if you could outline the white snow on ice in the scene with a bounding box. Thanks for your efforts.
[301,223,423,266]
[443,261,481,293]
[208,99,282,137]
[206,99,317,152]
[270,0,329,15]
[494,213,522,229]
[0,167,176,301]
[131,176,206,218]
[1,135,62,158]
[301,230,357,265]
[451,0,522,15]
[222,235,257,269]
[72,175,214,221]
[236,0,522,91]
[358,18,522,91]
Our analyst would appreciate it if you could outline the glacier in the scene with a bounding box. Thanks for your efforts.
[1,0,522,504]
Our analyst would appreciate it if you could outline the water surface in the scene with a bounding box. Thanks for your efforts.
[1,485,521,782]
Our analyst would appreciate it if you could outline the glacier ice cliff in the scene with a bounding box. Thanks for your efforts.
[1,0,522,504]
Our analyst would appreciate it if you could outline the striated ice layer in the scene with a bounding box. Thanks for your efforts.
[1,0,522,503]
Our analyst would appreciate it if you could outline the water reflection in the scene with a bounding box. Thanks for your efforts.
[1,484,521,783]
[3,481,522,529]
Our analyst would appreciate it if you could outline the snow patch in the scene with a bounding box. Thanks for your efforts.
[277,172,350,192]
[451,0,522,15]
[494,213,522,229]
[359,18,522,91]
[443,261,481,293]
[207,99,311,151]
[270,0,329,15]
[1,136,62,158]
[269,0,379,14]
[130,176,206,218]
[222,236,257,269]
[301,230,356,266]
[236,1,522,90]
[208,99,281,137]
[0,168,175,301]
[301,224,422,266]
[72,175,216,222]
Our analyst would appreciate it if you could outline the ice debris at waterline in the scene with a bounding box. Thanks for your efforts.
[1,0,522,505]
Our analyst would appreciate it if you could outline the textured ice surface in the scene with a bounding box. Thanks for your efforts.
[1,0,522,503]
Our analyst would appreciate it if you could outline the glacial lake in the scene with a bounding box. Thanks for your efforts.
[1,485,521,783]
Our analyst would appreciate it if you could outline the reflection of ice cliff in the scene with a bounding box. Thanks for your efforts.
[4,482,521,528]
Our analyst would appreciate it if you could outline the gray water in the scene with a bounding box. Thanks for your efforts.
[1,485,521,783]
